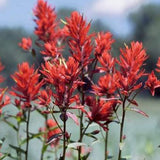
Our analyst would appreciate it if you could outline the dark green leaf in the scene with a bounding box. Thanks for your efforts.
[3,119,18,131]
[81,152,90,160]
[9,144,26,154]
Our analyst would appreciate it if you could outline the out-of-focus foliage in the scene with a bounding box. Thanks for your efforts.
[129,4,160,71]
[0,28,34,87]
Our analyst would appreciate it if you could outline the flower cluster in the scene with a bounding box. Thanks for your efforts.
[10,62,44,109]
[1,0,160,160]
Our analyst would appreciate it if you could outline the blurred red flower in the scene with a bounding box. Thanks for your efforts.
[19,37,32,51]
[145,71,160,96]
[39,119,61,147]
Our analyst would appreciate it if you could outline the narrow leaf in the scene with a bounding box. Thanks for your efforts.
[3,119,18,131]
[127,99,138,106]
[66,112,79,125]
[119,142,125,151]
[127,107,149,117]
[68,142,86,149]
[46,133,62,145]
[9,144,26,154]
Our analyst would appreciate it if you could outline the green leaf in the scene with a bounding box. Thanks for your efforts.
[107,155,114,159]
[122,155,132,159]
[85,133,98,141]
[3,119,18,131]
[0,138,5,146]
[20,132,44,145]
[9,144,26,154]
[126,107,149,117]
[46,133,62,145]
[1,153,17,160]
[119,142,125,151]
[81,152,90,160]
[60,19,67,25]
[42,144,48,154]
[68,142,86,149]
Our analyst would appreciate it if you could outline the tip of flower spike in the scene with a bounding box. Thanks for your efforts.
[60,19,67,25]
[124,42,128,48]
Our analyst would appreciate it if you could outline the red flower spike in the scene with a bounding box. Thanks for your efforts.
[66,11,93,65]
[41,57,82,107]
[84,96,116,130]
[95,32,114,56]
[0,88,10,115]
[10,62,44,108]
[145,71,160,96]
[61,57,80,84]
[34,0,61,42]
[19,37,32,51]
[41,41,61,58]
[117,42,148,95]
[38,89,52,106]
[92,73,118,96]
[97,52,115,73]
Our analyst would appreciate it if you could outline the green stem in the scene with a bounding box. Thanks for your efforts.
[118,97,127,160]
[51,110,63,133]
[62,111,67,160]
[104,131,108,160]
[17,122,22,160]
[25,109,31,160]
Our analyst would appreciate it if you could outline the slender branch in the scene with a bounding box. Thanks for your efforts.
[51,110,63,133]
[17,122,22,160]
[62,111,67,160]
[25,108,31,160]
[118,97,127,160]
[81,121,91,138]
[104,131,108,160]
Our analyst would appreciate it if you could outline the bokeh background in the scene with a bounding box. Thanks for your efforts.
[0,0,160,159]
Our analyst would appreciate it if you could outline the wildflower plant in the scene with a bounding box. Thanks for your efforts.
[0,0,160,160]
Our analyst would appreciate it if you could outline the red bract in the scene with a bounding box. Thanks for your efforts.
[117,42,148,96]
[145,71,160,96]
[85,96,115,130]
[97,52,115,73]
[10,62,44,108]
[95,32,114,56]
[61,57,80,84]
[66,11,93,65]
[19,37,32,51]
[0,88,10,115]
[41,58,81,107]
[38,89,52,106]
[46,119,61,146]
[92,73,118,97]
[41,41,61,58]
[33,0,59,42]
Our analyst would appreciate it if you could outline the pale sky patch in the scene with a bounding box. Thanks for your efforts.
[90,0,147,16]
[0,0,7,8]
